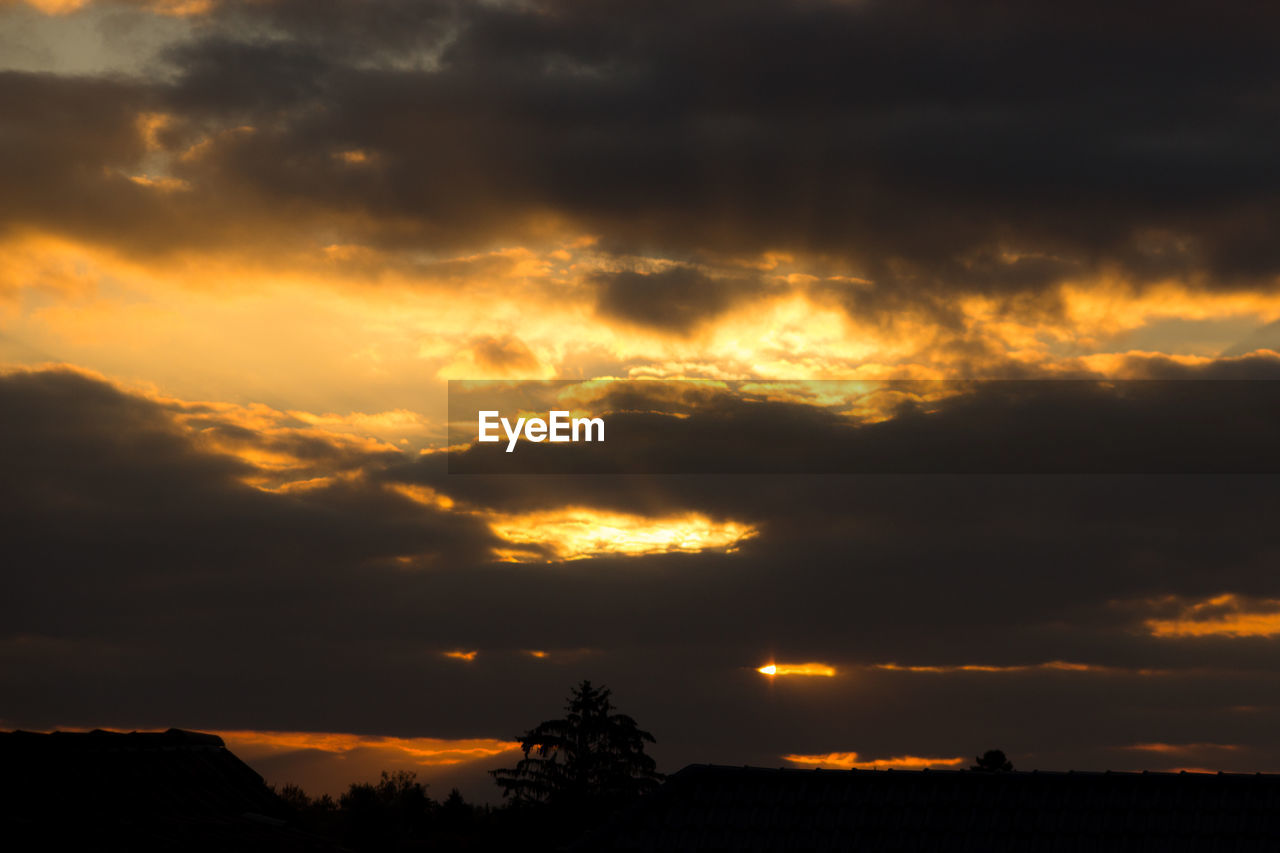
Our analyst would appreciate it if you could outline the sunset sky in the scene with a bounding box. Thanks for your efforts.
[4,0,1280,801]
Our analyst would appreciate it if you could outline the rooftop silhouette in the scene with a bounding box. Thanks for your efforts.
[0,728,339,851]
[583,763,1280,852]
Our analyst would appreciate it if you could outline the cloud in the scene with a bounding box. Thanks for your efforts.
[441,376,1280,475]
[4,0,1280,334]
[1142,594,1280,638]
[217,729,520,799]
[592,267,764,334]
[485,507,756,562]
[9,0,1280,801]
[437,334,548,380]
[8,367,1280,793]
[783,752,965,770]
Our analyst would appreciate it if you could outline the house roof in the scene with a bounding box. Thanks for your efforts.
[0,728,341,851]
[585,763,1280,851]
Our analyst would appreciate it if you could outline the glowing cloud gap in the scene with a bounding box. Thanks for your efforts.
[217,730,519,766]
[485,509,756,561]
[442,650,477,662]
[757,663,837,677]
[1144,594,1280,638]
[783,752,965,770]
[1122,743,1240,754]
[873,660,1101,674]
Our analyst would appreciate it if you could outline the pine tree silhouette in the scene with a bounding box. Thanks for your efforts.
[491,680,663,811]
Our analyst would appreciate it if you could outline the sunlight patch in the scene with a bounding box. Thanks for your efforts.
[1122,743,1240,754]
[485,508,756,561]
[218,730,519,767]
[873,661,1108,674]
[758,662,837,677]
[784,752,965,770]
[1144,594,1280,638]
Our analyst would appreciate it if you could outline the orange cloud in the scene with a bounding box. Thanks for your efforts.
[20,0,214,14]
[1144,594,1280,638]
[1122,743,1240,754]
[484,508,757,561]
[783,752,965,770]
[442,650,478,662]
[8,225,1280,438]
[126,174,192,192]
[872,661,1118,675]
[20,0,90,12]
[217,730,519,767]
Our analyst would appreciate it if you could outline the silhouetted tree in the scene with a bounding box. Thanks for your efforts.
[491,680,663,813]
[972,749,1014,772]
[439,787,475,831]
[275,782,312,812]
[339,770,434,849]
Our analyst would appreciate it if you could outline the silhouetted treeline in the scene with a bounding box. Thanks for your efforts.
[274,772,591,852]
[275,682,665,851]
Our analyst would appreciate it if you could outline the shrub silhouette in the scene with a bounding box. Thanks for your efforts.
[971,749,1015,772]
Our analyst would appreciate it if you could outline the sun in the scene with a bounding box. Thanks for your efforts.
[757,662,836,677]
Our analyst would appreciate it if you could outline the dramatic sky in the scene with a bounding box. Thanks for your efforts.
[4,0,1280,800]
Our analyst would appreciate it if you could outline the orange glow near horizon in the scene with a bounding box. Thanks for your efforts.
[784,752,966,770]
[1123,743,1240,754]
[758,662,837,677]
[873,660,1108,674]
[442,650,478,662]
[217,730,519,766]
[40,726,521,771]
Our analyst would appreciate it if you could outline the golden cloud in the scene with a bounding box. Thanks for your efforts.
[870,661,1136,675]
[783,752,965,770]
[218,730,519,767]
[484,508,757,561]
[442,650,478,662]
[20,0,214,15]
[1122,743,1240,754]
[1144,594,1280,638]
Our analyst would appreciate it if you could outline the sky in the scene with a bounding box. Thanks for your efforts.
[4,0,1280,802]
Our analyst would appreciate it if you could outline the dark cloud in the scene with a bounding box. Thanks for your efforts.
[469,334,540,373]
[8,368,1280,791]
[1107,351,1280,379]
[591,266,763,332]
[4,0,1280,323]
[0,71,151,243]
[8,0,1280,788]
[0,368,496,641]
[444,374,1280,474]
